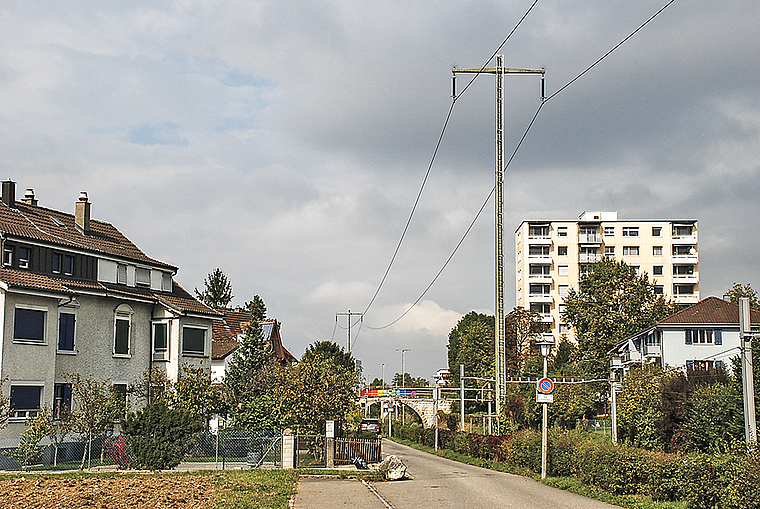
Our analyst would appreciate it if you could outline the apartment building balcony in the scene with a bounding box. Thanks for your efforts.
[673,293,699,304]
[672,253,698,263]
[673,272,699,282]
[578,253,603,264]
[577,233,602,244]
[528,293,553,303]
[537,312,553,324]
[528,273,553,283]
[528,254,553,263]
[528,235,553,245]
[671,234,697,245]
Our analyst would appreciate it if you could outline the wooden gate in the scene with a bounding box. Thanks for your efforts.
[334,437,382,464]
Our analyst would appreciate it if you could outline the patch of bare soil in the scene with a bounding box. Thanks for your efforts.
[0,474,217,508]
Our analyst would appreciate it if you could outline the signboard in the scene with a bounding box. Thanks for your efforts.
[537,377,554,394]
[326,420,335,438]
[537,393,554,404]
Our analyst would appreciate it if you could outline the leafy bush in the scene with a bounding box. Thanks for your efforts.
[122,401,203,470]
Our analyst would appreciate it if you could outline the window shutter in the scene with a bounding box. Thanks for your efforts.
[685,329,693,345]
[714,330,722,345]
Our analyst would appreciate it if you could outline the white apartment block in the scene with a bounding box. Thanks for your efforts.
[515,211,699,343]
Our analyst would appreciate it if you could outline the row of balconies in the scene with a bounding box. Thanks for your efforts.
[525,290,699,304]
[527,252,699,264]
[527,232,697,245]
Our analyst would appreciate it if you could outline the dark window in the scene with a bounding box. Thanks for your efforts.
[19,247,31,269]
[11,386,42,419]
[53,383,72,419]
[652,227,662,236]
[135,268,151,287]
[114,316,130,355]
[653,266,663,276]
[715,330,723,345]
[153,322,168,352]
[58,312,76,351]
[64,255,74,276]
[182,327,205,355]
[14,308,46,342]
[53,253,62,274]
[557,246,568,256]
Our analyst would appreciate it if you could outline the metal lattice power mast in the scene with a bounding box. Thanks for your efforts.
[452,56,545,412]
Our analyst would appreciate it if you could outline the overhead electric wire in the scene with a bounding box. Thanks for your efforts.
[359,0,543,322]
[355,0,678,340]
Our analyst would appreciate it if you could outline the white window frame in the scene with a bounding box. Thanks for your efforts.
[653,246,663,256]
[653,265,664,276]
[604,226,615,236]
[9,382,44,421]
[181,325,208,356]
[604,246,615,256]
[557,226,568,237]
[558,265,569,276]
[152,321,170,361]
[19,247,31,269]
[652,227,662,237]
[52,253,62,274]
[64,255,74,276]
[558,284,569,296]
[57,309,77,354]
[623,246,640,256]
[3,246,12,267]
[135,267,151,287]
[557,246,568,256]
[13,304,48,344]
[113,304,133,357]
[622,227,639,237]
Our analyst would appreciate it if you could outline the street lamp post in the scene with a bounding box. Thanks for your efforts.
[536,335,555,479]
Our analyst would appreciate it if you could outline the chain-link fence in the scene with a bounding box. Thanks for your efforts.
[0,429,282,471]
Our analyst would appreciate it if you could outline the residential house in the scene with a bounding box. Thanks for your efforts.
[515,211,699,344]
[211,309,296,384]
[612,296,760,375]
[0,180,220,436]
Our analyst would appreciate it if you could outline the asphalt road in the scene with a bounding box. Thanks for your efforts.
[294,440,620,509]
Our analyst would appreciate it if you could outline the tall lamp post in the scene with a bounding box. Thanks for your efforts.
[536,335,555,479]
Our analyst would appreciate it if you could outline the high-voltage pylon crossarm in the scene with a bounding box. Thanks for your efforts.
[451,57,545,415]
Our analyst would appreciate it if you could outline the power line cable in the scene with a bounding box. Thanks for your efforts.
[356,0,678,337]
[359,0,543,321]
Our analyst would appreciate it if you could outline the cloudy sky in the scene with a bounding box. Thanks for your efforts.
[2,1,759,383]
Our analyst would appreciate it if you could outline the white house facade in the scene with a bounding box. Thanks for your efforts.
[0,180,220,436]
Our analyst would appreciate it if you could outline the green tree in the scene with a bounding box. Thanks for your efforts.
[725,283,760,311]
[391,373,429,387]
[562,258,678,376]
[34,404,76,466]
[504,306,548,374]
[10,415,48,467]
[271,343,358,433]
[684,382,742,453]
[223,318,277,429]
[195,268,234,309]
[66,373,120,469]
[302,341,355,373]
[243,294,267,320]
[447,312,494,387]
[617,363,672,450]
[122,401,203,470]
[170,363,217,425]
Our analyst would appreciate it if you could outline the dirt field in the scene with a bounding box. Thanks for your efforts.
[0,474,218,508]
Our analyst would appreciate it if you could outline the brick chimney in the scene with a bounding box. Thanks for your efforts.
[75,191,91,233]
[1,180,16,207]
[22,188,38,206]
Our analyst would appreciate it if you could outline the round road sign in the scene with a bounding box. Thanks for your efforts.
[537,377,554,394]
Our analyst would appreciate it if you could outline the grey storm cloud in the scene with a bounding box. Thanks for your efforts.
[1,0,759,382]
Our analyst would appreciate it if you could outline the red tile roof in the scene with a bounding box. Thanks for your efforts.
[0,267,219,317]
[659,296,760,325]
[212,310,296,363]
[0,199,176,269]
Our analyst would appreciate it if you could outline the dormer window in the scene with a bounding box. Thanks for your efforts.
[64,255,74,276]
[19,247,30,269]
[3,246,12,267]
[117,264,127,284]
[53,253,62,274]
[135,268,150,287]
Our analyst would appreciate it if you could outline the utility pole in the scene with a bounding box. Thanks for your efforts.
[397,348,410,422]
[452,57,545,413]
[739,297,757,448]
[336,310,362,355]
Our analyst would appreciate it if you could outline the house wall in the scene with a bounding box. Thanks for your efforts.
[661,327,741,372]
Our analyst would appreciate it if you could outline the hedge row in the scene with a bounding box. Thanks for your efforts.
[392,424,760,509]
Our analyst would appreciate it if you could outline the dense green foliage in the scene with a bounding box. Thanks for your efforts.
[724,283,760,311]
[562,258,678,377]
[121,401,203,470]
[394,425,760,508]
[447,311,494,387]
[302,341,355,373]
[243,294,268,320]
[195,267,234,309]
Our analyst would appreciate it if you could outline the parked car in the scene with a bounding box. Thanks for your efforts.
[360,418,382,435]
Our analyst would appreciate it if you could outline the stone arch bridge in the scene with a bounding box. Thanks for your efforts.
[359,387,455,428]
